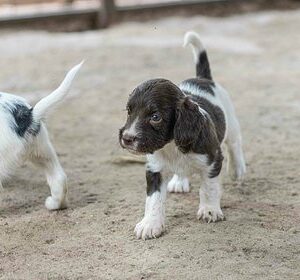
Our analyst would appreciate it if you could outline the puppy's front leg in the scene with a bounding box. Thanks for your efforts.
[197,175,224,223]
[134,170,166,240]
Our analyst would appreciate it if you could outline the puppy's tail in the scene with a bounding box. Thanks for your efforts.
[33,61,84,121]
[183,31,212,80]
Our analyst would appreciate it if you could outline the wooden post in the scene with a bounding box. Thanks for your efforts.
[98,0,116,28]
[64,0,75,4]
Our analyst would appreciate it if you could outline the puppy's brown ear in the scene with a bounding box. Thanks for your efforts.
[174,97,221,157]
[174,97,204,153]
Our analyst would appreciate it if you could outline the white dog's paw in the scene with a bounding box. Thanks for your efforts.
[45,196,67,210]
[134,216,165,240]
[197,205,224,223]
[167,175,190,193]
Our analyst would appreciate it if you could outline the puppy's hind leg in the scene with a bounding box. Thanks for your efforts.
[29,124,67,210]
[226,115,246,181]
[167,174,190,193]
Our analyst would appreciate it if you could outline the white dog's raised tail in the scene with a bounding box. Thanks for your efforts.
[33,61,84,120]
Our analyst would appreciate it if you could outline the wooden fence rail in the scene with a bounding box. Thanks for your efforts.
[0,0,298,31]
[0,0,242,30]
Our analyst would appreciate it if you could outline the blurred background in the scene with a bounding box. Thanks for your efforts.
[0,0,298,30]
[0,1,299,280]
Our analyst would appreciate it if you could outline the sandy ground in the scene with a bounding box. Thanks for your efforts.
[0,9,299,280]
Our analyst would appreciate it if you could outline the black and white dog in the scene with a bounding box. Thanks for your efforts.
[120,31,246,240]
[0,62,82,210]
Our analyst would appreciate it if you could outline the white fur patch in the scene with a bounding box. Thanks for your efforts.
[123,117,139,137]
[147,141,208,176]
[135,190,166,240]
[183,31,205,64]
[122,117,139,150]
[0,99,27,180]
[197,176,224,223]
[167,174,190,193]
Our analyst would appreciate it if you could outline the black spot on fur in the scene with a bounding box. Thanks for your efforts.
[6,103,40,137]
[209,148,224,178]
[27,122,41,136]
[10,103,33,137]
[146,170,162,196]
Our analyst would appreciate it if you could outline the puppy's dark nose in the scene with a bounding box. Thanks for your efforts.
[122,134,136,146]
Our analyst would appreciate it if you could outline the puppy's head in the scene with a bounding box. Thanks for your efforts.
[119,79,183,154]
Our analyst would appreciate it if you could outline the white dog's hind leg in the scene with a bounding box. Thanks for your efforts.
[29,124,67,210]
[167,174,190,193]
[197,175,224,223]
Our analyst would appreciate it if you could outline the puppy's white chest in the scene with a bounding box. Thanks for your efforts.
[147,141,208,176]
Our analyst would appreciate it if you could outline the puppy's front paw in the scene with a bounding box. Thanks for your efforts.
[134,216,165,240]
[197,205,224,223]
[167,175,190,193]
[45,196,67,210]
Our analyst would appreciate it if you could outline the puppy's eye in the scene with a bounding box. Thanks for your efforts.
[150,113,162,124]
[127,107,131,115]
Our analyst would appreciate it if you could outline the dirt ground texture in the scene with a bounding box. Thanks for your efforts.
[0,9,299,280]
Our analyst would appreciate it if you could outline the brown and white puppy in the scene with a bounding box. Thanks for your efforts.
[119,31,246,240]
